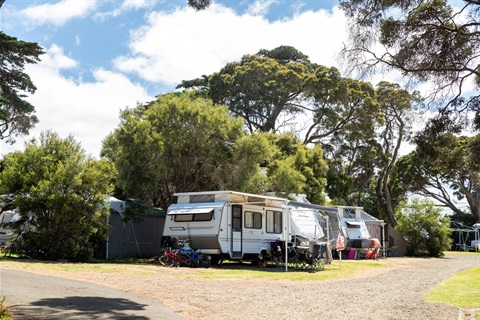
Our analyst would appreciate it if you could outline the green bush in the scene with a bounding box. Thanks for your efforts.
[0,297,11,320]
[396,198,452,257]
[0,131,116,262]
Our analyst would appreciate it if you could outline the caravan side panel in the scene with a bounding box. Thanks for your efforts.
[163,202,224,252]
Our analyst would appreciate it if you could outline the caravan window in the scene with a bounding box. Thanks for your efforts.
[344,208,356,218]
[266,210,282,234]
[173,210,213,222]
[245,211,262,229]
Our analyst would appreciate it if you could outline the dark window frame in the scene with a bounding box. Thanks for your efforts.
[244,211,262,229]
[266,210,282,234]
[173,211,213,222]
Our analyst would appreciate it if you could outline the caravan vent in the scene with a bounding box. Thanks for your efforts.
[190,194,215,203]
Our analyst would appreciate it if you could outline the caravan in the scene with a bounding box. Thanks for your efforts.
[162,191,383,267]
[0,209,20,245]
[163,191,296,264]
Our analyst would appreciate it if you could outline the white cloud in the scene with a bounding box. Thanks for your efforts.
[0,45,152,158]
[21,0,98,27]
[114,4,348,87]
[94,0,159,21]
[247,0,278,16]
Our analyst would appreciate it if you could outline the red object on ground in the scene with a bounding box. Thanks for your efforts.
[366,238,380,259]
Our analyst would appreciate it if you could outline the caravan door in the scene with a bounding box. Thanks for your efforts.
[231,204,242,258]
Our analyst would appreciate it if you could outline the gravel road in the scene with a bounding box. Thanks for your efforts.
[0,268,188,319]
[1,252,479,320]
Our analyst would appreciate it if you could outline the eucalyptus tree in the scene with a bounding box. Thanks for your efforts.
[0,32,43,143]
[179,46,314,133]
[396,133,480,222]
[374,81,422,226]
[303,67,379,145]
[340,0,480,130]
[0,131,116,261]
[179,46,381,150]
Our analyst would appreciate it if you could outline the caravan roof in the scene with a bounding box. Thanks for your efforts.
[174,190,288,208]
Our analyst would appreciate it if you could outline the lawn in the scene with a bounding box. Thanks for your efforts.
[425,265,480,309]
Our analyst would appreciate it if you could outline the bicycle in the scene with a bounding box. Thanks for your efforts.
[176,241,211,268]
[159,247,180,267]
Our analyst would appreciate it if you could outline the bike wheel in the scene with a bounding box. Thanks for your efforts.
[159,255,175,267]
[198,254,211,268]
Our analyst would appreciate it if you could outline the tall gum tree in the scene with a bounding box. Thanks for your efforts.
[0,31,43,143]
[179,46,312,133]
[178,46,381,150]
[396,133,480,222]
[375,81,422,226]
[340,0,480,130]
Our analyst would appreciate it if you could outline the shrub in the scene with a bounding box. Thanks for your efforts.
[396,198,452,257]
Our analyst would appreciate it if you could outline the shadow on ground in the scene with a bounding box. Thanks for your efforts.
[14,296,149,319]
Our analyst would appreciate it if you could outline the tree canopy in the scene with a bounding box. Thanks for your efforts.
[188,0,211,10]
[102,92,331,209]
[396,132,480,222]
[102,92,254,209]
[179,46,381,150]
[178,46,314,133]
[0,31,43,143]
[340,0,480,129]
[0,131,116,261]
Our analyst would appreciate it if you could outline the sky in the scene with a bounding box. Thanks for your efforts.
[0,0,355,158]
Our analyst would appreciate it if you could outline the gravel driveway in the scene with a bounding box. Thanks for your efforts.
[2,252,479,320]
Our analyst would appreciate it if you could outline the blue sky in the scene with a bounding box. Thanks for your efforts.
[0,0,387,158]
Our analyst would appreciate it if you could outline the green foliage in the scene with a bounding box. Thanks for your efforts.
[102,91,259,209]
[397,133,480,222]
[207,50,311,132]
[340,0,480,130]
[305,70,380,145]
[263,132,328,203]
[0,297,10,320]
[188,0,211,10]
[0,32,43,143]
[179,46,383,150]
[396,198,452,257]
[0,131,116,261]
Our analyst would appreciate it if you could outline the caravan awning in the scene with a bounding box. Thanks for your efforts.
[288,201,338,213]
[167,208,214,215]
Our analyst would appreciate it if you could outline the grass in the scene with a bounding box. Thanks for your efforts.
[181,259,386,281]
[0,255,386,281]
[0,297,11,320]
[0,256,157,276]
[425,266,480,309]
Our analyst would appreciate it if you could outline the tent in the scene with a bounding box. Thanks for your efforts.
[101,197,166,259]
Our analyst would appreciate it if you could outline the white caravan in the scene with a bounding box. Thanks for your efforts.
[0,209,20,244]
[162,191,334,264]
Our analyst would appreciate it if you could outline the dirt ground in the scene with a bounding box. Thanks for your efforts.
[2,252,480,320]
